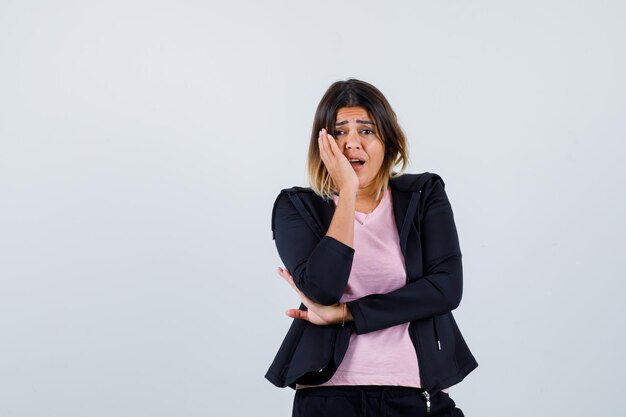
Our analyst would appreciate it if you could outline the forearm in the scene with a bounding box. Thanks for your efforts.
[346,180,464,334]
[326,187,357,248]
[273,192,355,305]
[347,254,462,334]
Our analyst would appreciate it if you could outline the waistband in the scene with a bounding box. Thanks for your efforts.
[296,385,429,417]
[296,385,425,398]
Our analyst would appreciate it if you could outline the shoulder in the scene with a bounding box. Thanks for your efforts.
[390,172,446,192]
[272,186,326,208]
[270,185,331,236]
[276,185,319,197]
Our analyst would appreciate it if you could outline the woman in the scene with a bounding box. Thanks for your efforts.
[266,79,477,417]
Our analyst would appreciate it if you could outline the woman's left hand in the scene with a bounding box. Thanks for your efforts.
[277,267,350,326]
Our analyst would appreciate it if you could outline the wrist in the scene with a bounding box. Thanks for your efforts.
[338,187,358,199]
[338,303,353,325]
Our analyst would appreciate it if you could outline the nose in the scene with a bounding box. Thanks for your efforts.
[345,130,361,150]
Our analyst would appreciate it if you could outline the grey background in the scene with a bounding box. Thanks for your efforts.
[1,1,624,416]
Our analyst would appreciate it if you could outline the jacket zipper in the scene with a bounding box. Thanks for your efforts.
[422,391,431,413]
[408,326,431,413]
[405,189,432,413]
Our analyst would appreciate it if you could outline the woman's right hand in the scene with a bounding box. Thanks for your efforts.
[318,128,359,193]
[277,266,352,326]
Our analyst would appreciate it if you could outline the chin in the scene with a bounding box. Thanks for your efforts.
[357,177,375,190]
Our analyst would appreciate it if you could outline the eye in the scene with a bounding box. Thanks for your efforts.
[333,130,345,136]
[361,129,374,135]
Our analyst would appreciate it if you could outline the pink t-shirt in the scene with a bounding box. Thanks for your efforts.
[299,188,448,392]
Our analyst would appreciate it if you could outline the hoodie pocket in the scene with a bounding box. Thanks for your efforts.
[433,313,455,353]
[432,317,442,351]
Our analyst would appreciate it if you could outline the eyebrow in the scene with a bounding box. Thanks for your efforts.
[334,119,376,126]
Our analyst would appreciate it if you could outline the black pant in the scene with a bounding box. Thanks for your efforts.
[292,385,465,417]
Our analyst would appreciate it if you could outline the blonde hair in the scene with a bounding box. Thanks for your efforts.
[307,79,409,200]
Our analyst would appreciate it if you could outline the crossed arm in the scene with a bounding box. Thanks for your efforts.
[273,180,463,334]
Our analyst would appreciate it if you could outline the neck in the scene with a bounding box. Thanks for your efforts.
[355,184,384,213]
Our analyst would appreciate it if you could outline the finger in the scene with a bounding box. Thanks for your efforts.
[322,128,338,159]
[325,132,348,167]
[276,267,292,281]
[275,268,315,311]
[320,131,342,180]
[285,309,309,321]
[277,266,293,277]
[277,268,300,293]
[276,266,288,279]
[318,130,331,165]
[276,268,318,310]
[278,272,315,308]
[326,132,342,157]
[276,266,291,280]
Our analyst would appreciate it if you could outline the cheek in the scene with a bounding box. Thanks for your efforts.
[369,144,386,165]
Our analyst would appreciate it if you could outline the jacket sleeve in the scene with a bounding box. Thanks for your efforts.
[273,192,355,305]
[346,180,463,334]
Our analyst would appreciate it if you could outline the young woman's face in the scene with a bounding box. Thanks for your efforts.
[333,106,386,191]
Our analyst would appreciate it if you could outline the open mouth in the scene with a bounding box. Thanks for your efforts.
[349,159,365,166]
